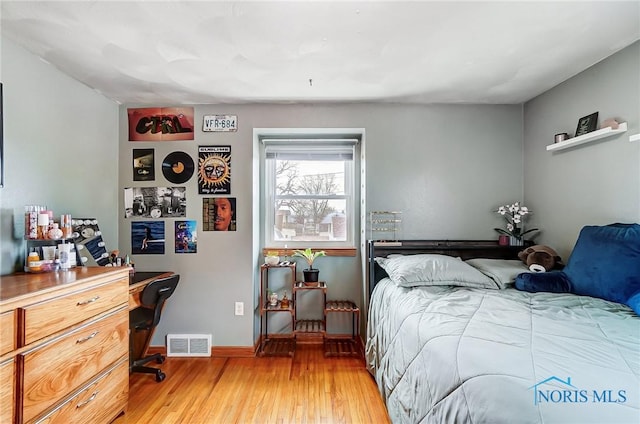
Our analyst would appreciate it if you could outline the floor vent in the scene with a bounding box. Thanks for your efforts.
[166,334,212,357]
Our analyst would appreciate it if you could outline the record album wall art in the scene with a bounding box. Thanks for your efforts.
[128,107,194,141]
[132,221,165,255]
[133,148,155,181]
[162,151,194,184]
[175,220,197,253]
[202,197,236,231]
[198,145,231,195]
[124,187,186,218]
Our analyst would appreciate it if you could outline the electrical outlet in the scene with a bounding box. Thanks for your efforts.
[234,302,244,316]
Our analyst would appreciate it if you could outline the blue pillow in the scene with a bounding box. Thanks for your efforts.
[515,271,571,293]
[563,223,640,315]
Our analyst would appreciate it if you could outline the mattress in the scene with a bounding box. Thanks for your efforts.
[366,278,640,424]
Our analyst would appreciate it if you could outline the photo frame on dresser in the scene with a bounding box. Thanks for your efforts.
[575,111,598,137]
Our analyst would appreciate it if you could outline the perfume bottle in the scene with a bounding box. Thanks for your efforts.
[280,291,290,309]
[61,214,72,239]
[37,213,50,239]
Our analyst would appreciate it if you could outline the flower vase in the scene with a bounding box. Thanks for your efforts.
[509,236,524,246]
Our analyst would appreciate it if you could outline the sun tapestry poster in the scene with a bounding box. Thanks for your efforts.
[198,145,231,195]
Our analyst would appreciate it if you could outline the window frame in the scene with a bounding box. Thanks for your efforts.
[261,135,359,249]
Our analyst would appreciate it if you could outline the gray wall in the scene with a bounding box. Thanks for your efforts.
[0,37,119,275]
[119,104,523,347]
[523,41,640,260]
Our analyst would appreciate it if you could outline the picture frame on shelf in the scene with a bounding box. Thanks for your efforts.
[575,112,599,137]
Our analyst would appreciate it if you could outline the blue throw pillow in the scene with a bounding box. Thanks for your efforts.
[563,223,640,315]
[515,271,571,293]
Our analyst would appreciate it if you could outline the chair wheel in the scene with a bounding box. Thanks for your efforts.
[156,372,166,382]
[156,356,165,364]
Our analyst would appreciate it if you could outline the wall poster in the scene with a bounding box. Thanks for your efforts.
[198,145,231,195]
[132,148,155,181]
[127,107,194,141]
[175,220,197,253]
[202,197,236,231]
[123,187,186,218]
[132,221,165,255]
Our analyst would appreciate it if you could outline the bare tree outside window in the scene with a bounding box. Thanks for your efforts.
[274,160,345,241]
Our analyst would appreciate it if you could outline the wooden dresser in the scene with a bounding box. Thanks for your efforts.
[0,267,130,424]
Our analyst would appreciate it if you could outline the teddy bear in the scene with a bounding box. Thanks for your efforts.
[518,245,562,273]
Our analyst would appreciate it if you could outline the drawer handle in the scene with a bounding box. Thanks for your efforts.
[77,296,100,305]
[76,391,99,408]
[76,331,99,344]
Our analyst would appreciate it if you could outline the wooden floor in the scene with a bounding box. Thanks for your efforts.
[113,345,390,424]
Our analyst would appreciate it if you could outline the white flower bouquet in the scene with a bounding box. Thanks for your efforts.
[494,202,538,241]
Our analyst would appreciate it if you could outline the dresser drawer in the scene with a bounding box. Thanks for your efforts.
[33,357,128,424]
[22,277,128,345]
[21,307,128,423]
[0,358,15,424]
[0,310,16,355]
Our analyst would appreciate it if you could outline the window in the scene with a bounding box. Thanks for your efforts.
[262,137,359,248]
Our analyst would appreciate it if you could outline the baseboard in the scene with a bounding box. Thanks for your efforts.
[211,346,255,357]
[147,336,364,358]
[147,345,256,358]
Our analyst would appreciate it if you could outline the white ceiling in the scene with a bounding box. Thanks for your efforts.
[2,1,639,106]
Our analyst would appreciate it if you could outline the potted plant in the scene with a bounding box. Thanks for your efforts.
[292,248,326,283]
[494,202,538,246]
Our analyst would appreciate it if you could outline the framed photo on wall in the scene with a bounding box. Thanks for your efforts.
[575,112,599,137]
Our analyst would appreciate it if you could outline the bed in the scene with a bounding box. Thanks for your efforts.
[365,238,640,424]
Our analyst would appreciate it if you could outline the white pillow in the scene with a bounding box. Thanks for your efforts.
[465,258,530,289]
[375,254,498,289]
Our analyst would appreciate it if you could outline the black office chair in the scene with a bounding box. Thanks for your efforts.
[129,274,179,382]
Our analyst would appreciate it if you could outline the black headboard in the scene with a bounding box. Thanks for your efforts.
[367,240,525,301]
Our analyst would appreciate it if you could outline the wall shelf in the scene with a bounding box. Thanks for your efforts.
[546,122,627,152]
[629,133,640,143]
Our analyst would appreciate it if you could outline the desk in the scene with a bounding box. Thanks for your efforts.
[128,271,175,360]
[129,271,174,310]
